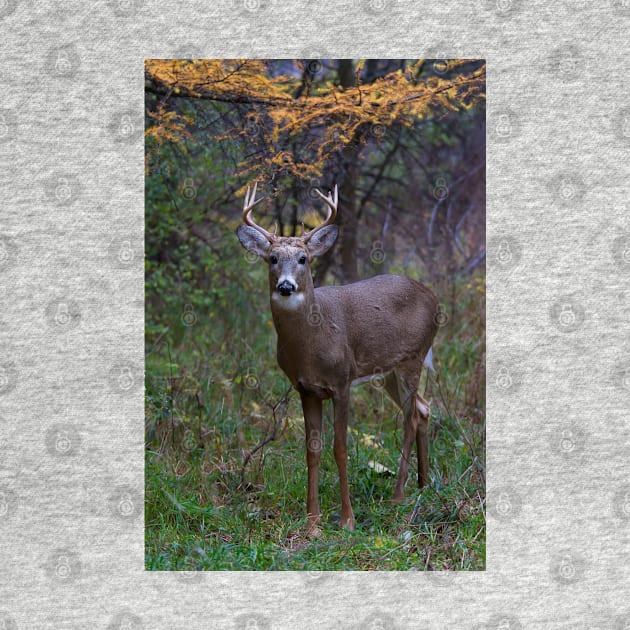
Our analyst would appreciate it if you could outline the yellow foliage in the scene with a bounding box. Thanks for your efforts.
[145,59,485,181]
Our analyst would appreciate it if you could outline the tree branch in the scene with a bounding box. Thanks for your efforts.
[240,388,292,487]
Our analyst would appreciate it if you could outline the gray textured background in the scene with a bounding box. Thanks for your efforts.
[1,1,629,628]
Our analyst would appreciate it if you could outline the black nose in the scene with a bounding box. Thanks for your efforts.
[277,280,295,296]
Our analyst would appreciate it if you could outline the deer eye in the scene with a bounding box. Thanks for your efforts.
[298,254,307,265]
[270,254,278,265]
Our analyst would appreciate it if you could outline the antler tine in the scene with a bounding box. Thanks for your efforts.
[303,184,338,242]
[314,185,338,223]
[242,182,263,219]
[241,182,276,242]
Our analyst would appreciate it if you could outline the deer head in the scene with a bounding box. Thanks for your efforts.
[236,183,339,303]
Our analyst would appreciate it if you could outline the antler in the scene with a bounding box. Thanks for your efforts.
[241,182,277,242]
[303,184,338,243]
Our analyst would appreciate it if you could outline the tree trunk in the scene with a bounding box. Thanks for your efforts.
[336,60,359,283]
[339,160,359,282]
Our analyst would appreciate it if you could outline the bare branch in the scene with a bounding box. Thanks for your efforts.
[240,388,292,486]
[457,249,486,276]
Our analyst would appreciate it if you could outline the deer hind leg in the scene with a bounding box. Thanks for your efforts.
[385,362,428,503]
[415,394,430,488]
[300,394,323,536]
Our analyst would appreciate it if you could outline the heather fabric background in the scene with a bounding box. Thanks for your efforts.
[1,1,629,628]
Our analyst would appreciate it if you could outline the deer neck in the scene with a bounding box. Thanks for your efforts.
[270,281,324,390]
[269,279,320,349]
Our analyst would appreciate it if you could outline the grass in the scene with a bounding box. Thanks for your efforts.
[145,246,485,571]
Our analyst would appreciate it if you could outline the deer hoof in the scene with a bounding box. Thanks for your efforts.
[305,517,321,538]
[391,492,404,505]
[306,525,321,538]
[341,517,355,531]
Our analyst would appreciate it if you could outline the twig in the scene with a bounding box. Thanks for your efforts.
[167,343,175,449]
[240,387,292,486]
[195,389,204,448]
[427,197,443,247]
[457,249,486,276]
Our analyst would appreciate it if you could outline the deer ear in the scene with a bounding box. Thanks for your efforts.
[306,225,338,257]
[236,225,270,258]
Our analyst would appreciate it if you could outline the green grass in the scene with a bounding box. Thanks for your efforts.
[145,386,485,570]
[146,435,484,571]
[145,242,485,571]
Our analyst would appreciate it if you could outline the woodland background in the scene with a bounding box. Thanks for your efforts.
[144,59,486,570]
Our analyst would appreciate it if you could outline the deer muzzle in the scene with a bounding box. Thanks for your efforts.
[277,280,296,296]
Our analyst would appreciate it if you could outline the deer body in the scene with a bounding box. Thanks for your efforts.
[237,184,439,534]
[273,276,436,397]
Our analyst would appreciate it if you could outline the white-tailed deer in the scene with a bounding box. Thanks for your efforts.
[237,182,439,534]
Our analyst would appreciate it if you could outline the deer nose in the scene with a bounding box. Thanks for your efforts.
[277,280,296,296]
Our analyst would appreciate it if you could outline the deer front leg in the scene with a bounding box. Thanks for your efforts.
[332,391,355,531]
[301,394,323,536]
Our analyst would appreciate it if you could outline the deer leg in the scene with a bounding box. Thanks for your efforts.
[332,391,355,530]
[301,394,323,536]
[392,403,417,503]
[384,372,403,408]
[415,395,430,488]
[387,365,422,504]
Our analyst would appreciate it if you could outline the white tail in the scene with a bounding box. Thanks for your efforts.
[237,183,439,534]
[424,347,434,371]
